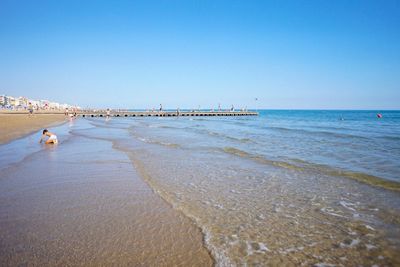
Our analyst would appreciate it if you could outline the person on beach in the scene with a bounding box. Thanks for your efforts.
[39,129,58,144]
[28,103,34,116]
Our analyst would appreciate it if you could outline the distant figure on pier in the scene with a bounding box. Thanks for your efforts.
[177,108,180,116]
[106,108,111,117]
[65,107,69,116]
[159,104,163,111]
[230,105,235,112]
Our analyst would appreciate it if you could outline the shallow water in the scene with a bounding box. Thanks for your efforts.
[83,110,400,266]
[0,119,212,266]
[1,111,399,266]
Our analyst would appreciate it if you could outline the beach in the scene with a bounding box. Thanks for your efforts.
[0,113,67,144]
[0,116,213,266]
[1,111,400,266]
[1,0,399,265]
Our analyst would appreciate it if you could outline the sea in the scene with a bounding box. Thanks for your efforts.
[1,110,399,266]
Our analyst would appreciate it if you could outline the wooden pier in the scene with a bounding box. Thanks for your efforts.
[81,111,258,118]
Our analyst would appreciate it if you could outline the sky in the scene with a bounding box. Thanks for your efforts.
[0,0,399,109]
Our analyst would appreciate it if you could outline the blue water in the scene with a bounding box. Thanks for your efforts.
[110,109,400,265]
[232,110,400,182]
[2,111,399,265]
[133,110,400,183]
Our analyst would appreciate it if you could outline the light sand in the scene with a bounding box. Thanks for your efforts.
[0,127,213,266]
[0,113,67,144]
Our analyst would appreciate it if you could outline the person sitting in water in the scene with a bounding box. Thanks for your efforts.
[39,129,58,144]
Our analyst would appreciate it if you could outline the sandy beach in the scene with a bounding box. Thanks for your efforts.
[0,113,67,144]
[1,0,399,265]
[0,118,213,266]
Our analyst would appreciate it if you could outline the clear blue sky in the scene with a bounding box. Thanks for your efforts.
[0,0,399,109]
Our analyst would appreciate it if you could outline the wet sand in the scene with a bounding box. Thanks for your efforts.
[0,120,213,266]
[0,113,67,144]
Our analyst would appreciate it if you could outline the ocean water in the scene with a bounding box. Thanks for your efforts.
[88,110,400,266]
[1,110,400,266]
[130,109,400,184]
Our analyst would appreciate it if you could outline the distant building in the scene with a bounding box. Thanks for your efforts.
[40,100,49,109]
[7,96,16,107]
[4,96,10,106]
[49,102,60,109]
[61,104,69,110]
[0,94,76,111]
[18,96,28,107]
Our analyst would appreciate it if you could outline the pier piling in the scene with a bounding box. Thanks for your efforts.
[80,111,258,118]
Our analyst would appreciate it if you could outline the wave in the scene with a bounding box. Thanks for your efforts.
[139,123,254,144]
[381,135,400,142]
[88,121,128,130]
[222,147,304,171]
[117,149,231,267]
[129,131,181,148]
[145,139,181,148]
[205,130,252,143]
[221,147,400,191]
[173,126,254,144]
[261,126,370,140]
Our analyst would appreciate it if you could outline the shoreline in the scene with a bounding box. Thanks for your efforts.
[0,113,68,145]
[0,118,214,266]
[119,146,217,266]
[124,151,222,265]
[2,113,399,265]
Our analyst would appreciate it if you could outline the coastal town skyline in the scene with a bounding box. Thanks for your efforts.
[0,93,246,111]
[0,94,80,111]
